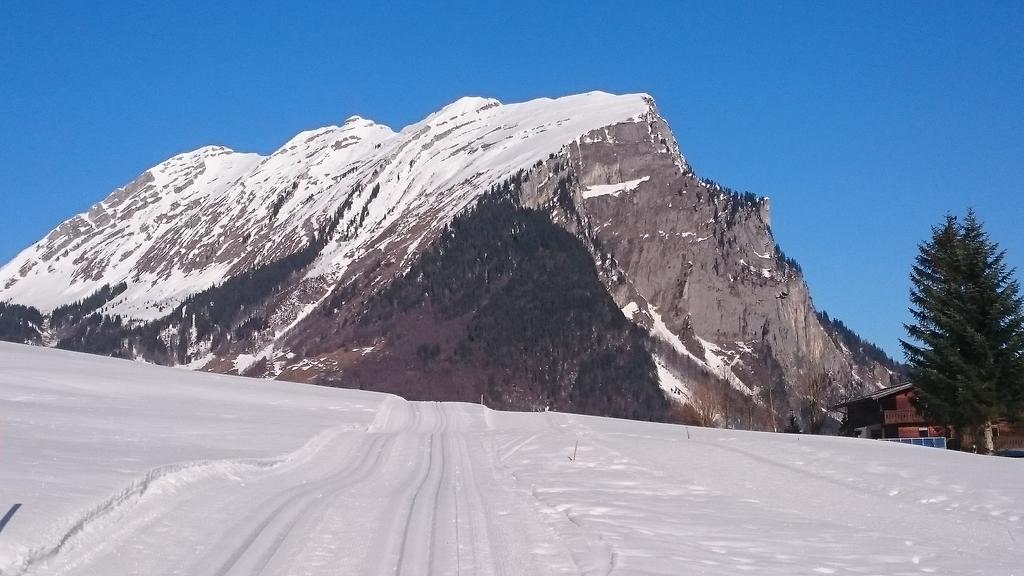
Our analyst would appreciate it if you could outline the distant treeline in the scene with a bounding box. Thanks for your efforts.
[817,310,903,373]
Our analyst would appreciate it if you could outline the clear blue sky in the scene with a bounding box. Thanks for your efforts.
[2,1,1022,359]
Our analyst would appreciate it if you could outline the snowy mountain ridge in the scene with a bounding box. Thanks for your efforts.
[0,90,899,423]
[0,91,656,320]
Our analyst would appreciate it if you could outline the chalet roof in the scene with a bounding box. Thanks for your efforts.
[831,382,914,409]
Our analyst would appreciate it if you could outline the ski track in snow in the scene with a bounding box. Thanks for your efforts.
[1,343,1022,576]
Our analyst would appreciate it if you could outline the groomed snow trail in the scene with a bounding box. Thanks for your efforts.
[6,399,577,576]
[1,343,1021,575]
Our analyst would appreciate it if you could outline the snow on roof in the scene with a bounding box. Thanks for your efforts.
[832,382,914,408]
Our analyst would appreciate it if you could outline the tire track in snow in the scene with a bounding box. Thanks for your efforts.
[394,403,448,575]
[207,399,423,576]
[360,401,470,576]
[208,431,396,576]
[25,400,422,576]
[10,424,360,576]
[23,399,583,576]
[361,403,583,576]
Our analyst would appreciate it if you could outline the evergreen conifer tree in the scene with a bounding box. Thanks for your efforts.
[960,212,1024,431]
[901,211,1024,452]
[902,215,967,438]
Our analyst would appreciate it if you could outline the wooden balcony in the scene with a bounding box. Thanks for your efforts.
[996,437,1024,451]
[884,409,924,425]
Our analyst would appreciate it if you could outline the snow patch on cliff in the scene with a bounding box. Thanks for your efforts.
[582,176,650,199]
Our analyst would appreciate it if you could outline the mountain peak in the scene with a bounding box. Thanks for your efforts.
[437,96,502,117]
[155,144,238,167]
[342,115,385,129]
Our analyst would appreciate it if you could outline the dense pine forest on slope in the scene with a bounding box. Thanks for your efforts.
[353,179,670,420]
[0,301,42,344]
[816,310,904,378]
[49,282,127,328]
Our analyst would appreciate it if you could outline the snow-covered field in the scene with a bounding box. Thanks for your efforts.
[0,343,1020,575]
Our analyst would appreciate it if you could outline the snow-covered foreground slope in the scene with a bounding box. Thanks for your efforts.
[1,343,1020,576]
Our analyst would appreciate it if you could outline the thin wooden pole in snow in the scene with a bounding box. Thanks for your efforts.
[569,439,579,462]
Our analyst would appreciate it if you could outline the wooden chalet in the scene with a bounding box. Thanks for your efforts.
[833,383,1024,453]
[832,383,945,440]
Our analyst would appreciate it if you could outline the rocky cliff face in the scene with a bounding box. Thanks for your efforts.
[0,92,900,426]
[539,112,901,414]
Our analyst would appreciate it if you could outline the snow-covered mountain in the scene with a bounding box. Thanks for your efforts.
[1,93,649,318]
[0,92,900,424]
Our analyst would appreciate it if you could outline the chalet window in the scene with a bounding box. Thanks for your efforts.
[918,427,929,438]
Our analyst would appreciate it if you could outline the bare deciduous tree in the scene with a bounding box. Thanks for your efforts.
[800,370,833,434]
[690,383,725,428]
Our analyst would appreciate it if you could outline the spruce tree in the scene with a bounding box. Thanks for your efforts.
[901,211,1024,452]
[960,211,1024,427]
[901,216,964,435]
